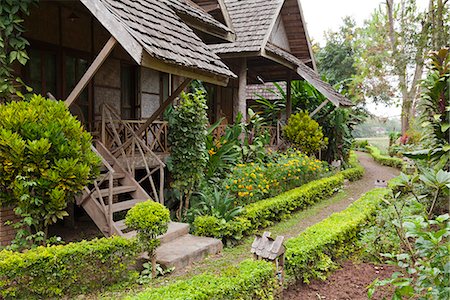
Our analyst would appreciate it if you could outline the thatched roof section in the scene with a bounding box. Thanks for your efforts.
[247,82,286,100]
[81,0,236,85]
[209,0,282,54]
[265,43,353,107]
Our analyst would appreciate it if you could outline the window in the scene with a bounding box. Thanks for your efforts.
[65,55,89,125]
[121,64,138,119]
[27,49,57,97]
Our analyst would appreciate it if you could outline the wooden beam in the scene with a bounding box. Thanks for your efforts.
[234,58,247,122]
[286,72,292,120]
[310,99,329,117]
[117,78,192,152]
[65,36,117,107]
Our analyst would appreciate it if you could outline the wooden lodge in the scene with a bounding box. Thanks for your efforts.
[1,0,352,258]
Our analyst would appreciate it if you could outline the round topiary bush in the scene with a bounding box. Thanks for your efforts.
[0,95,100,247]
[283,111,328,155]
[125,200,170,277]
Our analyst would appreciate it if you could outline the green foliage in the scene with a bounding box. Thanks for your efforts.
[0,0,37,99]
[125,200,170,252]
[340,152,365,181]
[283,111,328,155]
[353,139,369,150]
[406,48,450,170]
[367,145,404,169]
[0,95,100,247]
[368,214,450,300]
[189,187,243,222]
[285,188,389,283]
[167,90,208,217]
[0,236,139,299]
[126,259,278,300]
[194,173,344,244]
[224,150,329,205]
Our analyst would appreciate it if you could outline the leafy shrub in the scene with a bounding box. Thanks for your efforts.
[167,90,208,218]
[188,187,243,222]
[224,150,329,205]
[283,111,328,155]
[353,139,369,150]
[368,214,450,299]
[0,95,100,247]
[194,174,344,244]
[0,236,139,299]
[125,200,170,277]
[367,145,404,169]
[126,259,278,300]
[285,188,389,283]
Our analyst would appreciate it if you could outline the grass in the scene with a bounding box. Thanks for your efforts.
[98,190,349,299]
[356,137,389,154]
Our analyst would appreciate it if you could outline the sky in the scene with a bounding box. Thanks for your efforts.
[300,0,428,118]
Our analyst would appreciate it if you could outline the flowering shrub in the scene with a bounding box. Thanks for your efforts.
[224,150,329,205]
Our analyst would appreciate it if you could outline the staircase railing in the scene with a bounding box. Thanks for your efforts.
[77,145,115,234]
[99,104,165,204]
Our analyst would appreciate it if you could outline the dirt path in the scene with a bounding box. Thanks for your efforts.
[283,152,400,299]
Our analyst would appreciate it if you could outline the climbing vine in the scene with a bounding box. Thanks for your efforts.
[0,0,37,100]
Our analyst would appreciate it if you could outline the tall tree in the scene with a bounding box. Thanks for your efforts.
[355,0,449,134]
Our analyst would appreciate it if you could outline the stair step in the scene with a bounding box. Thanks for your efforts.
[159,222,190,244]
[108,198,145,213]
[92,186,137,198]
[155,234,222,270]
[118,222,189,242]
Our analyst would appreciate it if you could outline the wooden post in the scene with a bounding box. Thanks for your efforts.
[234,58,247,122]
[310,99,330,117]
[116,78,192,153]
[65,36,117,107]
[286,74,292,120]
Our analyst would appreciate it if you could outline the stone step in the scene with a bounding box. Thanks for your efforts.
[155,234,223,270]
[120,222,189,242]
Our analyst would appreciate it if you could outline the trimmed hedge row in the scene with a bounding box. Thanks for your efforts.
[340,152,365,181]
[0,237,139,299]
[367,145,404,169]
[193,156,365,243]
[285,188,389,283]
[194,175,344,243]
[127,259,278,300]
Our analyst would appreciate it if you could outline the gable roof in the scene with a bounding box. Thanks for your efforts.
[209,0,283,54]
[265,43,353,107]
[81,0,236,85]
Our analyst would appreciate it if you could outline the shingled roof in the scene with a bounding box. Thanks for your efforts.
[209,0,283,54]
[265,43,353,107]
[80,0,236,85]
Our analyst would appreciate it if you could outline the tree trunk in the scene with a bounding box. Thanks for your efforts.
[401,97,413,135]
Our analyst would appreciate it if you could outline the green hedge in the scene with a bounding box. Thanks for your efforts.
[0,237,139,299]
[126,259,278,300]
[194,174,344,243]
[340,152,365,181]
[284,188,389,283]
[194,156,365,244]
[367,145,404,169]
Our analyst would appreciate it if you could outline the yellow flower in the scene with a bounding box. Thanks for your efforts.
[266,184,270,189]
[226,185,230,189]
[250,193,254,197]
[233,180,238,184]
[208,148,216,156]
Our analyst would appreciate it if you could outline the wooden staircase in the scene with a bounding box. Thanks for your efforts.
[76,142,151,237]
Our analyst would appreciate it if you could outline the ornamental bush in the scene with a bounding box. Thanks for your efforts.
[283,111,328,155]
[125,200,170,277]
[0,95,100,247]
[126,259,278,300]
[0,236,139,299]
[167,90,208,218]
